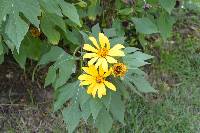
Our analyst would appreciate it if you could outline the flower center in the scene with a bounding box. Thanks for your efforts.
[113,63,127,77]
[96,76,104,83]
[97,48,108,58]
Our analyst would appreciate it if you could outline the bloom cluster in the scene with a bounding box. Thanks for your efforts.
[78,33,127,98]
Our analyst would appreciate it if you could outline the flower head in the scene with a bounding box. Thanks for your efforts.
[83,33,125,71]
[112,63,127,77]
[78,65,116,98]
[30,27,41,37]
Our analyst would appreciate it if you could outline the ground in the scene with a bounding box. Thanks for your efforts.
[0,11,200,132]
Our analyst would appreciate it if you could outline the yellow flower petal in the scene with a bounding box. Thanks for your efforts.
[95,58,104,68]
[110,44,125,51]
[102,58,108,71]
[103,68,112,77]
[88,57,99,65]
[97,83,106,98]
[108,50,125,57]
[83,53,97,59]
[99,33,110,48]
[87,83,95,94]
[89,36,100,49]
[82,65,98,77]
[106,56,118,63]
[83,44,98,53]
[99,65,104,76]
[80,80,92,86]
[92,83,99,98]
[104,81,116,91]
[78,74,94,80]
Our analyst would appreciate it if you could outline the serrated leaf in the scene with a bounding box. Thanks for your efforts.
[39,0,81,26]
[103,28,116,38]
[13,49,26,69]
[157,13,175,40]
[62,103,81,133]
[89,98,103,120]
[79,89,91,106]
[123,47,153,68]
[38,46,65,65]
[132,17,158,34]
[159,0,176,14]
[81,102,91,122]
[95,108,113,133]
[110,93,125,124]
[110,37,125,46]
[59,1,81,26]
[54,81,80,111]
[39,46,75,89]
[44,66,56,87]
[41,13,66,44]
[92,23,101,38]
[39,0,63,17]
[0,0,40,52]
[129,75,157,93]
[53,55,75,89]
[124,47,139,54]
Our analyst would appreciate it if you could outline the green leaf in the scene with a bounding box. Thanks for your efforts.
[112,19,125,36]
[110,93,125,124]
[157,13,175,40]
[38,46,65,65]
[118,8,133,15]
[95,108,113,133]
[41,13,66,44]
[44,66,56,87]
[92,23,101,38]
[103,28,116,38]
[39,46,75,89]
[159,0,176,14]
[132,17,158,34]
[22,34,49,60]
[39,0,81,26]
[89,98,103,120]
[62,103,81,133]
[54,81,80,111]
[0,0,40,52]
[124,47,139,54]
[13,48,27,69]
[123,47,153,68]
[39,0,63,17]
[0,42,3,55]
[129,75,157,93]
[81,102,91,121]
[59,1,81,26]
[53,55,75,89]
[0,54,4,64]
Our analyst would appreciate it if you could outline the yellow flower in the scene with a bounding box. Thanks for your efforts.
[78,65,116,98]
[83,33,125,71]
[112,63,127,77]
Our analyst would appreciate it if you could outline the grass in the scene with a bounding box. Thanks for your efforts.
[115,19,200,132]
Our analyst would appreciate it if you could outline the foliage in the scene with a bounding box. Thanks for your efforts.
[0,0,192,132]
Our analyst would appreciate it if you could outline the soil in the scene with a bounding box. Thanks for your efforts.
[0,56,62,132]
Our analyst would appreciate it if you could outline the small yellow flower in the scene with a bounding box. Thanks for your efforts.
[78,65,116,98]
[30,27,41,37]
[112,63,127,77]
[83,33,125,71]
